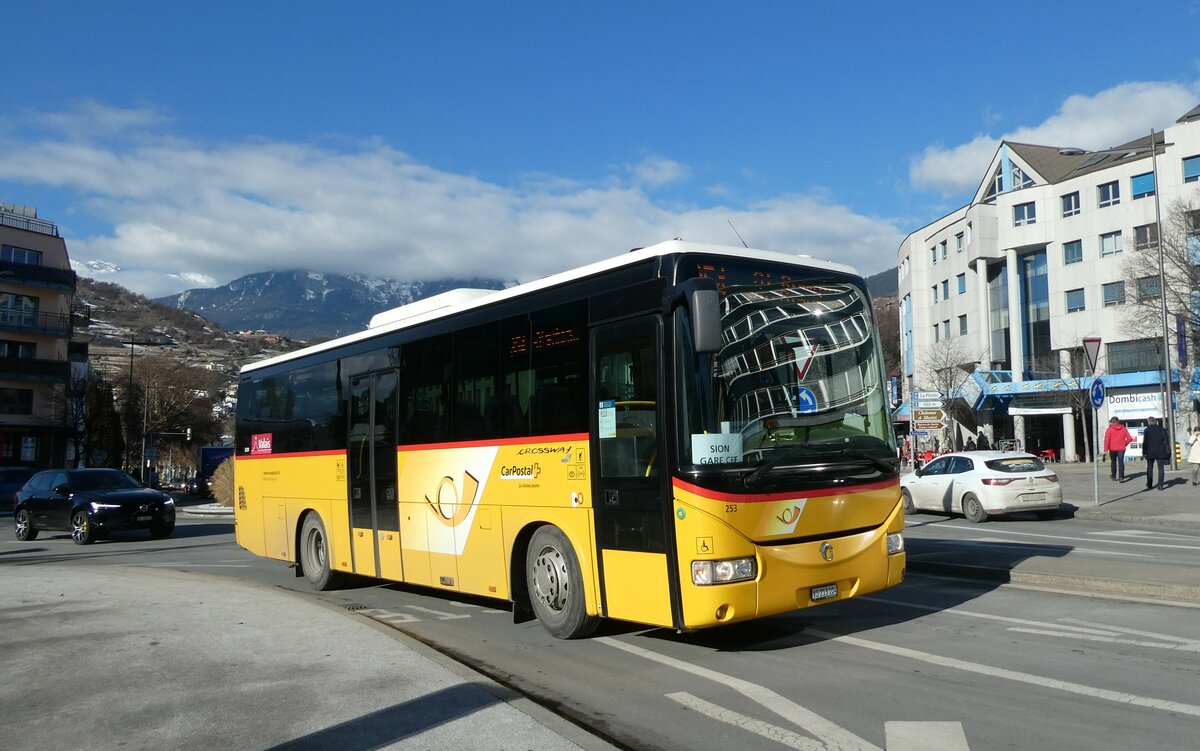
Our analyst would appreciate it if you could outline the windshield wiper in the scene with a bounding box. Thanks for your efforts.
[743,445,896,487]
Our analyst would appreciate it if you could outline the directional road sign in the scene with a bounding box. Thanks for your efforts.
[914,391,944,400]
[912,420,947,431]
[913,408,945,421]
[794,386,818,414]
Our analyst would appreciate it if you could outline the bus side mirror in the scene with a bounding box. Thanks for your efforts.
[674,278,723,354]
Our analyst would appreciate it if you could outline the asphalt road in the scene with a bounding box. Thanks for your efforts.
[3,497,1200,750]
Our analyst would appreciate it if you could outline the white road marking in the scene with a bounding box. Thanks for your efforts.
[1059,617,1200,645]
[864,596,1121,636]
[666,692,825,751]
[884,721,969,751]
[1006,627,1182,649]
[359,608,420,624]
[1089,530,1200,541]
[811,629,1200,717]
[449,601,506,613]
[920,538,1151,558]
[404,605,470,620]
[915,524,1200,551]
[137,562,251,568]
[599,636,880,751]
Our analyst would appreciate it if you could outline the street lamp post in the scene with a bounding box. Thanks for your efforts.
[1149,129,1177,469]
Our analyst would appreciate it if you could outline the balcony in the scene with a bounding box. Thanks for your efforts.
[0,310,73,337]
[0,357,71,382]
[0,211,58,237]
[0,261,77,292]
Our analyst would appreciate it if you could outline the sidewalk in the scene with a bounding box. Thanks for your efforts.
[0,565,614,751]
[905,459,1200,604]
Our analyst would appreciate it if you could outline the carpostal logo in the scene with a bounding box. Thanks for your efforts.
[500,463,541,480]
[516,446,571,456]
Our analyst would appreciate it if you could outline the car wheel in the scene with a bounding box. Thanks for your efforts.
[300,513,344,591]
[901,488,916,515]
[1035,509,1058,521]
[150,519,175,539]
[526,525,599,639]
[14,509,38,541]
[962,493,988,523]
[71,511,97,545]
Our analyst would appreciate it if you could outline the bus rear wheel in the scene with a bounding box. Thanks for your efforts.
[526,525,599,639]
[300,514,344,590]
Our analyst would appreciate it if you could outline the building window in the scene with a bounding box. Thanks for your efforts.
[1063,239,1083,265]
[0,388,33,415]
[1098,181,1120,208]
[932,285,939,304]
[941,280,949,299]
[0,340,36,359]
[1065,288,1085,313]
[1131,172,1155,199]
[956,273,966,294]
[933,324,940,343]
[0,245,43,266]
[955,232,964,253]
[1136,276,1161,300]
[930,247,937,265]
[1100,231,1123,257]
[942,320,950,340]
[966,222,973,246]
[958,314,968,335]
[1183,154,1200,184]
[1107,339,1158,375]
[0,293,38,327]
[1061,191,1081,217]
[1102,281,1125,307]
[940,240,948,260]
[1131,223,1159,251]
[1013,201,1037,226]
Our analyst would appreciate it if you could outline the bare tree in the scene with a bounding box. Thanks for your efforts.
[872,296,901,376]
[916,337,987,448]
[1122,197,1200,366]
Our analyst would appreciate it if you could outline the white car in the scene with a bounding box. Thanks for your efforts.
[900,451,1062,523]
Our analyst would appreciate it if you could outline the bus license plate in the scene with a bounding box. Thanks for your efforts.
[811,584,838,601]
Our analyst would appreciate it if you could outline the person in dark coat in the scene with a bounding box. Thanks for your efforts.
[976,433,990,451]
[1141,416,1171,491]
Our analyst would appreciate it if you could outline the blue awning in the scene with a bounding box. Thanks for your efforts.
[891,401,910,421]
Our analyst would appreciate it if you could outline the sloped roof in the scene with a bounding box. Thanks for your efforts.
[1177,103,1200,123]
[1006,131,1164,186]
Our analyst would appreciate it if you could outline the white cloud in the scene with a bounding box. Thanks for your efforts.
[909,81,1200,196]
[0,104,903,298]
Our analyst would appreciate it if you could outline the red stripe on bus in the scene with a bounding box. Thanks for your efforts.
[673,476,898,503]
[398,433,588,451]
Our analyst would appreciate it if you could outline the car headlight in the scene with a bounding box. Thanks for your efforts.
[161,495,175,506]
[89,502,122,511]
[887,532,905,555]
[691,557,757,585]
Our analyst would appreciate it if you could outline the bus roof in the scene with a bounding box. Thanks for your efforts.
[240,240,860,374]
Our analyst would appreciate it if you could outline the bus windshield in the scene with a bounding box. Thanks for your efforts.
[676,259,896,487]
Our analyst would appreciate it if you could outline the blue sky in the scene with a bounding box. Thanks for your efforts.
[2,1,1199,298]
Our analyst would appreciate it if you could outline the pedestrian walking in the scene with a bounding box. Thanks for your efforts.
[1187,428,1200,486]
[976,433,990,451]
[1142,416,1170,491]
[1103,417,1133,482]
[965,437,977,452]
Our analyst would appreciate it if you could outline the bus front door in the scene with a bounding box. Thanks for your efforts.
[348,370,403,581]
[591,318,675,628]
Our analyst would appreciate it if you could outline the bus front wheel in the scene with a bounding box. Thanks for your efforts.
[300,514,344,590]
[525,526,599,639]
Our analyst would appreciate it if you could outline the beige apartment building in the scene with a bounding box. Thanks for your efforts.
[0,204,83,469]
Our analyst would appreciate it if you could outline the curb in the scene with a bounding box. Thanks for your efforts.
[178,503,234,517]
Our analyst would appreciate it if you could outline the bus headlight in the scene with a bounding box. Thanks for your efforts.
[887,532,905,555]
[692,557,757,585]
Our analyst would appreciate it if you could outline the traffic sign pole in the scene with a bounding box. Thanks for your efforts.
[1090,378,1105,509]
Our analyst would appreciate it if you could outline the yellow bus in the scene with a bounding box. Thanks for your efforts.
[234,240,905,638]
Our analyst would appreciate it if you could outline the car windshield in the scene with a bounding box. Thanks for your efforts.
[675,257,896,488]
[68,470,143,491]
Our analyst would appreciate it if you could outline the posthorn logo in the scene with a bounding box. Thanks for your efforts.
[500,463,541,480]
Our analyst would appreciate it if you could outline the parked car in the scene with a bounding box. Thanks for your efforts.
[0,466,36,513]
[900,451,1062,523]
[13,468,176,544]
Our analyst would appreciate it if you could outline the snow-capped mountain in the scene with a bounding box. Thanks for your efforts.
[152,270,514,341]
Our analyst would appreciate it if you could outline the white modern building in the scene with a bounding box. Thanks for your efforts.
[897,105,1200,461]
